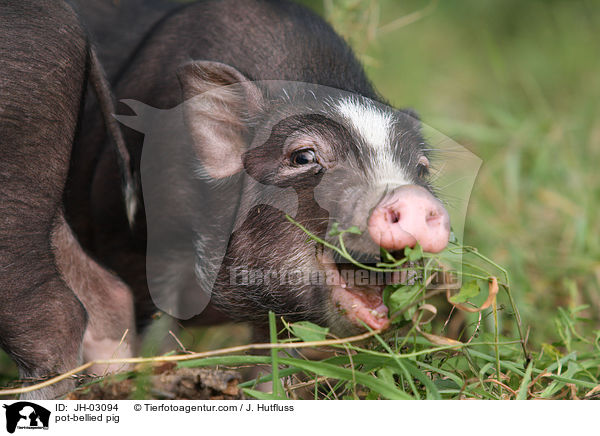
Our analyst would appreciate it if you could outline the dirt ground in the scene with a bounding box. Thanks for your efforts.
[66,365,244,400]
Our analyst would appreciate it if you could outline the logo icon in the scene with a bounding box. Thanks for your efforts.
[2,402,50,434]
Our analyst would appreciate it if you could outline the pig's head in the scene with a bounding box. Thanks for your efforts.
[172,61,451,335]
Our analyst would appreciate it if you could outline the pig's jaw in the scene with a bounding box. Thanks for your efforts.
[319,252,390,331]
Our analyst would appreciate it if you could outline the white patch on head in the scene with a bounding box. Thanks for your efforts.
[336,97,410,188]
[337,96,392,151]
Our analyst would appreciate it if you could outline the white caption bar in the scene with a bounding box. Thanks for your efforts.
[0,400,595,435]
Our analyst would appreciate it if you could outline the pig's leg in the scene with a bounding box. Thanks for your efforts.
[0,207,87,400]
[0,222,87,400]
[51,215,137,375]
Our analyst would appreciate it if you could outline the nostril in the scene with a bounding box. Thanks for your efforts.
[369,185,450,253]
[426,209,440,223]
[387,209,400,224]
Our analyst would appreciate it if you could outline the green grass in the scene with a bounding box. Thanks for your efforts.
[6,222,597,400]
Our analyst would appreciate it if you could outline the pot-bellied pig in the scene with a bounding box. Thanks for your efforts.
[66,0,450,339]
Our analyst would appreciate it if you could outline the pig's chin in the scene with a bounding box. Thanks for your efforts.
[318,251,390,331]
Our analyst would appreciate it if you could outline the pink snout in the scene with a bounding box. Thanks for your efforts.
[368,185,450,253]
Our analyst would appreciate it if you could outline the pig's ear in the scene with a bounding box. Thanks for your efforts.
[177,61,264,179]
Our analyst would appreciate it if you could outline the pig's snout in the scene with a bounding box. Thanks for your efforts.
[368,185,450,253]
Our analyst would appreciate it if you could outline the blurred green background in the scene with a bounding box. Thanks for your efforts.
[1,0,599,387]
[296,0,599,346]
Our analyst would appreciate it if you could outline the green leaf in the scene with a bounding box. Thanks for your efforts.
[328,222,341,236]
[329,222,362,236]
[382,284,396,308]
[449,280,481,304]
[388,284,423,321]
[269,311,284,398]
[238,367,300,388]
[243,388,285,400]
[516,360,534,400]
[433,378,460,391]
[377,367,396,386]
[380,247,396,263]
[289,321,329,342]
[405,244,423,261]
[345,225,362,235]
[398,358,441,400]
[365,390,380,400]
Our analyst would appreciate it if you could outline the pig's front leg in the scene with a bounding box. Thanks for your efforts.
[52,215,137,376]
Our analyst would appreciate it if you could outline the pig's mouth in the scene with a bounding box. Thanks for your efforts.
[319,250,396,331]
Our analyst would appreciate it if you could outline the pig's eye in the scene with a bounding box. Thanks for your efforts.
[290,148,318,166]
[417,156,429,177]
